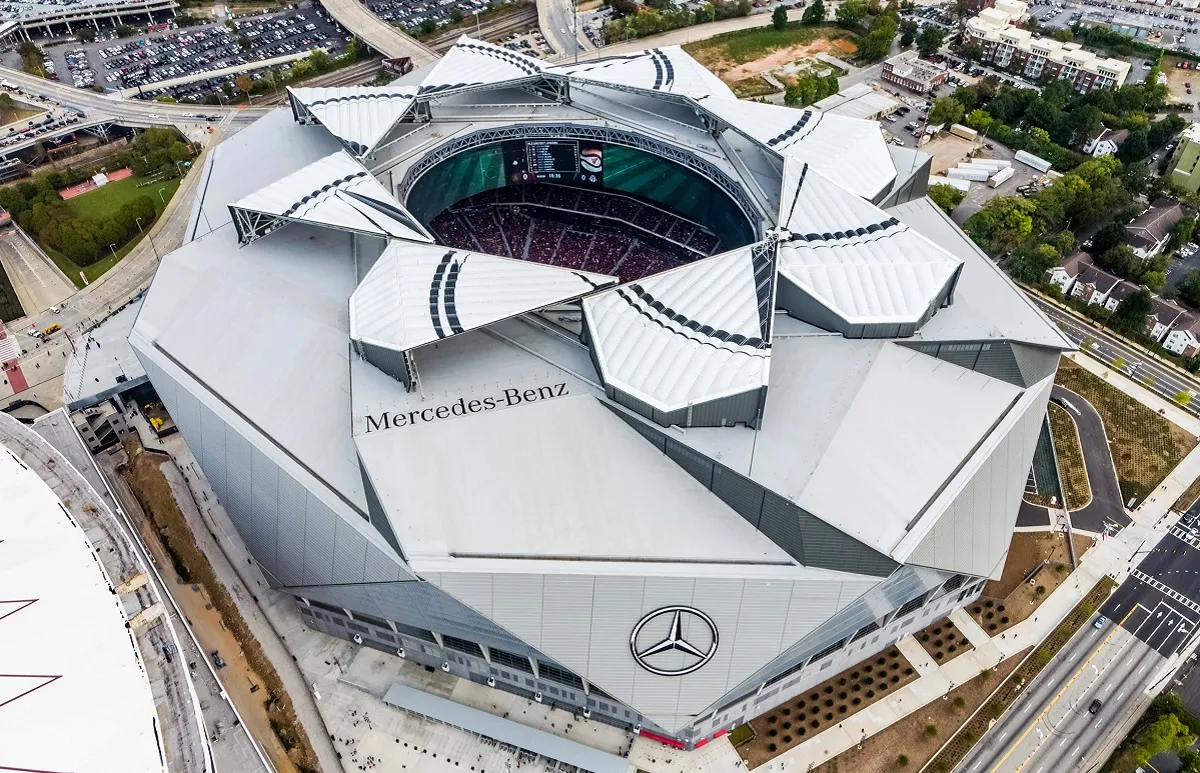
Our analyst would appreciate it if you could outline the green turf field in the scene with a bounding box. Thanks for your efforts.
[0,263,23,322]
[65,175,179,222]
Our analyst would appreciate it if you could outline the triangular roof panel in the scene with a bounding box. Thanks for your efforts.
[418,36,546,97]
[548,46,736,100]
[696,96,896,199]
[777,160,962,328]
[288,86,416,156]
[350,242,616,353]
[582,242,776,412]
[230,151,431,243]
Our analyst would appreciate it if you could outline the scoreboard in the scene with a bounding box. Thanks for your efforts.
[505,139,603,184]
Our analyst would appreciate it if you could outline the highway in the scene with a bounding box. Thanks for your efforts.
[539,0,593,60]
[318,0,438,65]
[1031,296,1200,417]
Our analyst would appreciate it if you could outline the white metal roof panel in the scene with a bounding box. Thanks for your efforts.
[418,36,546,97]
[695,96,896,199]
[354,393,794,564]
[289,85,415,156]
[548,46,736,100]
[777,160,962,326]
[583,244,774,412]
[231,150,431,242]
[796,342,1022,554]
[350,241,616,353]
[0,440,164,773]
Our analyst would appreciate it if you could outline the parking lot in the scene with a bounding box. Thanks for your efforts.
[365,0,522,35]
[31,1,346,100]
[1032,0,1200,55]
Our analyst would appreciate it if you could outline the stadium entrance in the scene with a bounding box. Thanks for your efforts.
[407,139,756,283]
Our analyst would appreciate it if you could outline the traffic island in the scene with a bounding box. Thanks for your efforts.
[1048,401,1091,510]
[737,648,918,767]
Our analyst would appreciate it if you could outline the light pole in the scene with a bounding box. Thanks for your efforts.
[107,242,117,260]
[135,216,143,234]
[157,187,166,205]
[138,217,161,261]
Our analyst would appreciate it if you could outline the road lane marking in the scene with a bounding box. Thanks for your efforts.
[988,607,1136,773]
[1117,691,1124,701]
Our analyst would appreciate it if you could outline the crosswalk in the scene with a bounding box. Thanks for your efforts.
[1131,569,1200,616]
[1170,525,1200,551]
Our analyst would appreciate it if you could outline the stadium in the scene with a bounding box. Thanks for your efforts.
[129,37,1072,748]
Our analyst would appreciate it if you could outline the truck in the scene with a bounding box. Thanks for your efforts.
[950,123,978,141]
[988,166,1015,187]
[1014,149,1053,173]
[41,323,61,337]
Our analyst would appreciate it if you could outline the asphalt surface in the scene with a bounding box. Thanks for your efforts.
[1052,385,1131,533]
[1031,296,1200,418]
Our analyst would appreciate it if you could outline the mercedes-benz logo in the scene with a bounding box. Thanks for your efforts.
[630,606,718,676]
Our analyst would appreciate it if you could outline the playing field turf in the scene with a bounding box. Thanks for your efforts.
[64,175,179,222]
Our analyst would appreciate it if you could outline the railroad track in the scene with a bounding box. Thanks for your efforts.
[424,7,541,51]
[252,58,385,104]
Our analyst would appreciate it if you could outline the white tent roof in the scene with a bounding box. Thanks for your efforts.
[0,441,164,773]
[548,46,736,100]
[777,160,962,327]
[230,150,431,243]
[696,96,896,200]
[582,243,774,412]
[288,85,415,156]
[418,36,546,97]
[350,241,616,353]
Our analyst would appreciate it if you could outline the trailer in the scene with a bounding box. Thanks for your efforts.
[967,159,1012,171]
[950,123,978,141]
[988,167,1015,187]
[1014,150,1053,173]
[947,167,991,181]
[929,175,971,192]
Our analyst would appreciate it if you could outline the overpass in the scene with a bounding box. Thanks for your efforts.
[318,0,438,65]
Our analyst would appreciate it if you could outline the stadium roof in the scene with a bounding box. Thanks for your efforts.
[547,46,736,100]
[350,242,616,354]
[288,86,416,157]
[230,150,431,244]
[694,96,897,200]
[777,159,963,328]
[418,36,547,97]
[0,439,164,773]
[583,242,775,412]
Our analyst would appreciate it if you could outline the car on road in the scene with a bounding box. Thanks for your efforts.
[1094,615,1108,629]
[1088,698,1103,714]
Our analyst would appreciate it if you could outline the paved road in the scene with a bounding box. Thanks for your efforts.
[1052,385,1130,533]
[540,0,592,59]
[1031,296,1200,417]
[0,227,73,316]
[320,0,437,64]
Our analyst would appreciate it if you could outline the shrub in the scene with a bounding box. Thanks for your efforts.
[979,668,994,681]
[953,696,966,708]
[925,724,938,737]
[897,755,909,768]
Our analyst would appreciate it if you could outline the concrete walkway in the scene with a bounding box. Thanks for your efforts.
[895,635,939,677]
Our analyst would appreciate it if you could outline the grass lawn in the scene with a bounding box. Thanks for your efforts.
[1048,402,1091,511]
[0,105,40,127]
[1056,358,1197,506]
[683,24,859,71]
[0,262,23,322]
[48,175,181,288]
[1173,474,1200,513]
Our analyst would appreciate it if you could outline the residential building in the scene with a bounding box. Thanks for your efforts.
[881,51,949,94]
[1105,280,1139,312]
[1127,199,1184,259]
[966,1,1131,93]
[1082,126,1129,157]
[1147,296,1196,344]
[1169,122,1200,194]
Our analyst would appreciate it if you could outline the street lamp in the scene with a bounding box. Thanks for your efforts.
[138,217,161,262]
[157,187,166,206]
[135,216,143,234]
[107,243,117,260]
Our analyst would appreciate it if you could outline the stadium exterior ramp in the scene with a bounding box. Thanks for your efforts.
[130,36,1073,750]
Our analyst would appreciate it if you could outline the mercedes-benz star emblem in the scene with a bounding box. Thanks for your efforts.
[630,606,718,676]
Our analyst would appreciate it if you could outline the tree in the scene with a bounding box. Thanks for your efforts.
[234,74,253,99]
[1090,221,1128,257]
[802,0,826,24]
[773,4,788,30]
[900,18,918,47]
[916,25,946,57]
[1111,288,1153,336]
[78,26,96,43]
[116,23,138,38]
[957,40,983,63]
[929,183,965,214]
[1177,270,1200,308]
[450,6,464,22]
[928,96,964,127]
[965,109,993,133]
[1166,215,1197,256]
[1118,128,1149,163]
[860,15,897,61]
[835,0,867,28]
[964,196,1035,255]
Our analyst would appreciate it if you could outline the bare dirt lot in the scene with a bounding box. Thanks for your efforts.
[969,532,1092,636]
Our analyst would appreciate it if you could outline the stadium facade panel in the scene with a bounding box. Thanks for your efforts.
[131,38,1072,747]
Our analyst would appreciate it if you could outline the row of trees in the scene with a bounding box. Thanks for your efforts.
[603,0,750,41]
[1108,693,1200,773]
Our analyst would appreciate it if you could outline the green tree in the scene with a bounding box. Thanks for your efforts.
[860,15,897,61]
[802,0,826,24]
[78,26,96,43]
[1167,215,1197,255]
[929,183,965,214]
[899,18,918,47]
[928,96,964,127]
[1177,270,1200,308]
[450,6,464,22]
[964,195,1035,255]
[916,25,945,57]
[772,4,788,30]
[965,109,993,133]
[835,0,868,28]
[1111,288,1153,335]
[1118,128,1149,162]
